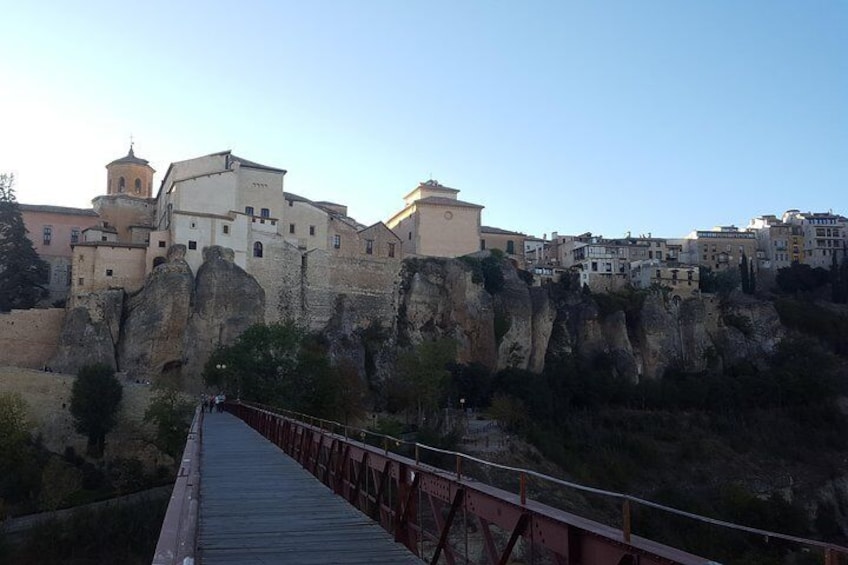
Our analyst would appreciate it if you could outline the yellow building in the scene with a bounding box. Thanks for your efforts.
[684,226,759,272]
[387,180,483,258]
[480,226,526,265]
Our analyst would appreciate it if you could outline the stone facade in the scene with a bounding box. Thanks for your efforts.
[19,204,98,303]
[387,180,483,258]
[480,226,526,265]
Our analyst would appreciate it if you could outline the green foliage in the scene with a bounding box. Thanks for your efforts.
[722,312,754,336]
[0,173,49,311]
[70,364,123,457]
[775,297,848,356]
[204,321,303,404]
[6,494,168,564]
[776,263,830,295]
[390,338,457,425]
[459,253,506,294]
[0,393,41,515]
[144,388,195,462]
[699,266,740,296]
[204,322,367,421]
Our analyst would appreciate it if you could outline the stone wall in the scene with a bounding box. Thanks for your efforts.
[0,308,65,368]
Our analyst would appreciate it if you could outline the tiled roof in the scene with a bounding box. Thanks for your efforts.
[19,204,98,217]
[416,196,483,209]
[231,154,287,174]
[107,146,151,167]
[481,225,525,236]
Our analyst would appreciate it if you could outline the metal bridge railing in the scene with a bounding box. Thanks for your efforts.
[151,406,203,565]
[231,401,848,565]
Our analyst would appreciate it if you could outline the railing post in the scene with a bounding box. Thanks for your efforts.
[622,497,632,543]
[456,453,462,479]
[520,472,526,506]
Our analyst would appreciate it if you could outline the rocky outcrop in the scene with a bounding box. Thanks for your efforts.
[51,290,124,373]
[181,246,265,387]
[118,245,194,380]
[398,258,497,368]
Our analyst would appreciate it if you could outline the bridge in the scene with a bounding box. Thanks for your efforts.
[153,402,848,565]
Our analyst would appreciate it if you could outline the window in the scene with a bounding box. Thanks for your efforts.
[134,178,142,194]
[506,240,514,254]
[366,239,374,255]
[71,228,80,244]
[333,235,341,249]
[309,225,315,236]
[288,200,294,207]
[253,241,263,257]
[158,240,166,248]
[261,208,270,218]
[388,243,396,258]
[118,177,125,193]
[188,240,197,250]
[43,226,52,245]
[78,278,84,286]
[591,261,598,272]
[101,235,107,242]
[106,269,113,277]
[245,206,254,216]
[190,221,197,229]
[480,239,486,250]
[289,223,295,234]
[408,232,412,240]
[223,225,230,235]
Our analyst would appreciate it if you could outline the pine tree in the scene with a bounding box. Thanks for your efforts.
[831,249,841,303]
[749,262,756,295]
[0,174,48,311]
[740,253,750,294]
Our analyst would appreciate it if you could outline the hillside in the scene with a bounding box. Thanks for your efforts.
[0,366,162,466]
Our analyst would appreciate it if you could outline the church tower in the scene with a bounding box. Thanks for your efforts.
[105,144,155,198]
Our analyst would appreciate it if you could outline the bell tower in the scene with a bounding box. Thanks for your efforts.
[106,143,155,198]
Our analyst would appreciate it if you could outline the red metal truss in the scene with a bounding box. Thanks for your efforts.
[228,403,713,565]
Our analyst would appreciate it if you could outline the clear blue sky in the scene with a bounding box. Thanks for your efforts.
[1,1,845,239]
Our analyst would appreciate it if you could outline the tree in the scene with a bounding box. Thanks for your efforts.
[0,174,48,311]
[204,322,303,406]
[740,253,750,294]
[144,388,195,464]
[70,364,123,457]
[394,338,457,426]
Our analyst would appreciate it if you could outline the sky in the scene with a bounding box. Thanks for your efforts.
[1,1,845,239]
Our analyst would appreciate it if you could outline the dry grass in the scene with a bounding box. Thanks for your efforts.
[0,366,168,467]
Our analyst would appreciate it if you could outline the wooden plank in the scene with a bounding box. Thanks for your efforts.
[198,412,422,564]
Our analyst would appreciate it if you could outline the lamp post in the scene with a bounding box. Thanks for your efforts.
[215,363,227,395]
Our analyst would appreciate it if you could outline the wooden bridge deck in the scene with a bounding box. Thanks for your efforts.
[198,411,421,564]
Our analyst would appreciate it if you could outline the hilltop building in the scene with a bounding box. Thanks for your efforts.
[19,204,98,303]
[386,180,483,258]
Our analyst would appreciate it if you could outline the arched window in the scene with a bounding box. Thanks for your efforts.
[253,242,263,258]
[118,177,125,193]
[134,178,142,194]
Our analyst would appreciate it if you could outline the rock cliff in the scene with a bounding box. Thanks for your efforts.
[51,245,264,389]
[50,248,787,388]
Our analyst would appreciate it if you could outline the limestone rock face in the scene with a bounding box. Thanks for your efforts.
[50,290,124,373]
[399,258,497,368]
[495,265,534,371]
[117,245,194,380]
[181,246,265,388]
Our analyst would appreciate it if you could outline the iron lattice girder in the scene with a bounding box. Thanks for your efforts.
[232,404,706,565]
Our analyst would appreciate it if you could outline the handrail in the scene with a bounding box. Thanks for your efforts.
[151,405,203,565]
[242,401,848,559]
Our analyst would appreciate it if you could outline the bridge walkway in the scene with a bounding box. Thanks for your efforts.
[198,411,421,564]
